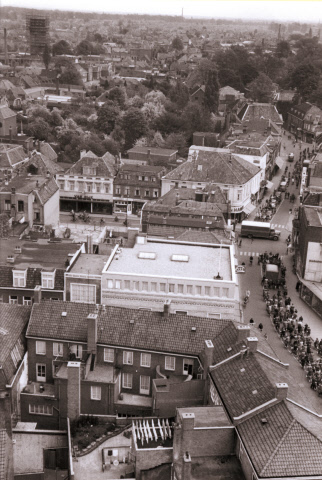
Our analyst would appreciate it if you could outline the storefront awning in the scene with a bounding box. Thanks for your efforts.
[300,277,322,302]
[243,203,256,215]
[275,157,284,168]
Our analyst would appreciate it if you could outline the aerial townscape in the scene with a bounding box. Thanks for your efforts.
[1,1,322,479]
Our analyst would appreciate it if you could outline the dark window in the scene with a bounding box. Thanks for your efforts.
[17,200,24,212]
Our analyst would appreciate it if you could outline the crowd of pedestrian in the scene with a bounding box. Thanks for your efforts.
[259,254,322,397]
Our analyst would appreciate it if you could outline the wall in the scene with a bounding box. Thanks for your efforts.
[13,430,67,474]
[43,188,59,227]
[65,275,101,304]
[0,115,17,136]
[10,352,28,420]
[153,379,205,418]
[304,240,322,282]
[0,288,63,304]
[80,381,114,416]
[189,428,235,457]
[135,447,173,480]
[235,436,254,480]
[20,393,60,430]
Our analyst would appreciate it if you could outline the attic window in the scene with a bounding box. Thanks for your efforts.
[191,327,196,332]
[171,254,189,262]
[252,389,258,395]
[0,327,8,335]
[227,347,232,352]
[197,165,202,171]
[261,418,268,424]
[61,312,67,317]
[240,368,245,373]
[138,252,156,260]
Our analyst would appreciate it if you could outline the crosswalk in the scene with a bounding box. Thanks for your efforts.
[271,224,286,229]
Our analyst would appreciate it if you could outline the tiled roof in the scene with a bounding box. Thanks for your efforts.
[21,152,62,176]
[0,145,26,169]
[238,401,322,478]
[0,104,16,119]
[242,103,283,124]
[39,143,58,162]
[26,301,231,356]
[163,150,260,185]
[210,353,276,419]
[0,304,31,384]
[67,154,116,177]
[36,177,59,205]
[128,146,178,156]
[0,265,65,290]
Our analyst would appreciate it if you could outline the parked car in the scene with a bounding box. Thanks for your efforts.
[288,153,294,162]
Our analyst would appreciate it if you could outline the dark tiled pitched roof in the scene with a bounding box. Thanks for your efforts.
[210,353,276,419]
[211,322,242,364]
[0,266,65,290]
[0,145,26,169]
[163,150,260,185]
[238,401,322,478]
[36,177,59,205]
[26,301,230,356]
[67,154,116,177]
[0,304,31,384]
[0,105,16,119]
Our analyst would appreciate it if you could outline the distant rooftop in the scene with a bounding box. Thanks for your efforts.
[69,253,111,276]
[107,239,232,281]
[0,239,80,269]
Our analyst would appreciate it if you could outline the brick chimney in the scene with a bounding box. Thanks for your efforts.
[163,299,171,318]
[33,285,42,304]
[201,339,214,378]
[275,382,288,401]
[182,451,192,480]
[247,337,258,354]
[87,313,98,355]
[236,325,250,344]
[67,361,81,421]
[181,412,195,455]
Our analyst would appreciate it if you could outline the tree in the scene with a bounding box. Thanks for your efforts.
[121,108,147,151]
[163,133,188,158]
[42,44,51,70]
[290,63,320,99]
[171,36,184,51]
[204,68,220,113]
[182,102,213,140]
[96,100,120,134]
[153,110,183,136]
[26,119,51,141]
[169,80,189,109]
[107,87,126,108]
[276,40,291,58]
[141,102,164,123]
[75,40,93,56]
[247,73,274,103]
[52,40,72,56]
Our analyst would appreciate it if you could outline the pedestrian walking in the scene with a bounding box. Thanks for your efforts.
[289,208,292,215]
[239,238,242,247]
[296,281,301,292]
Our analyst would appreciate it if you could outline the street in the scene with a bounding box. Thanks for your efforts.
[236,132,322,340]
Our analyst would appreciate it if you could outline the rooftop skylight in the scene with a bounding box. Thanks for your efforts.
[138,252,156,260]
[171,254,189,262]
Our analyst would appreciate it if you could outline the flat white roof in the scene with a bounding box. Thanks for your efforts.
[106,240,232,281]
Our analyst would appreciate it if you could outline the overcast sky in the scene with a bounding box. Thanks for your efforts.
[3,0,322,23]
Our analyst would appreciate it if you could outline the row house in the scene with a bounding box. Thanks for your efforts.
[126,146,178,167]
[162,150,261,222]
[141,185,230,238]
[0,104,17,137]
[287,102,322,144]
[22,300,231,428]
[0,304,32,480]
[57,151,117,215]
[64,234,240,321]
[113,164,165,215]
[0,241,81,305]
[0,174,59,228]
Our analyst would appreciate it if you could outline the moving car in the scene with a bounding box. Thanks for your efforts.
[288,152,294,162]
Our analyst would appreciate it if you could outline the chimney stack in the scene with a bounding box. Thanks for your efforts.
[236,325,250,344]
[182,451,192,480]
[87,313,98,355]
[275,382,288,401]
[147,148,151,163]
[163,299,171,318]
[67,362,81,421]
[33,285,42,304]
[247,337,258,354]
[201,339,214,378]
[9,126,12,141]
[243,125,247,134]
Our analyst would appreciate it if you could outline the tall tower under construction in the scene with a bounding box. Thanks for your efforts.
[26,14,49,55]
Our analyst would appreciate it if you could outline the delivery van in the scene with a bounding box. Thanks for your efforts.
[240,220,281,241]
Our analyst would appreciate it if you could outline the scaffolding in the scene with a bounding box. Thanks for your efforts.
[26,14,50,55]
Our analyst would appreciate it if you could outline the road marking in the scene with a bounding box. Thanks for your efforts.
[239,252,260,256]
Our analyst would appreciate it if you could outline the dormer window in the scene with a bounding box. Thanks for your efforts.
[13,270,27,288]
[83,166,96,176]
[41,271,55,289]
